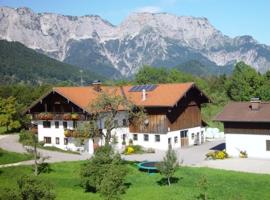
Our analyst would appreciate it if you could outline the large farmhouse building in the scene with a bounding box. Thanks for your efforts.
[26,82,210,154]
[216,99,270,159]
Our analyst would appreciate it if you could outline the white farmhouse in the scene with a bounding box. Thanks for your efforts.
[26,82,210,154]
[215,99,270,159]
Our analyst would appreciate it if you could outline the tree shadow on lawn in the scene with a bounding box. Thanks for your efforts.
[157,177,182,186]
[210,143,225,151]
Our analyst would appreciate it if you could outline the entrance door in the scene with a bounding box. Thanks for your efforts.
[195,132,200,145]
[201,131,204,144]
[180,130,188,147]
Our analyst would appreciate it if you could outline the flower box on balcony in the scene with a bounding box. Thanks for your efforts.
[64,129,89,138]
[63,113,72,120]
[71,113,80,120]
[37,112,53,120]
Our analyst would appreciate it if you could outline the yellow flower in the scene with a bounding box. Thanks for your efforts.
[127,146,134,154]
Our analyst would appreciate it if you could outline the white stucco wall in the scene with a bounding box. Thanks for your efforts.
[226,134,270,158]
[112,126,204,151]
[36,120,93,153]
[35,116,205,154]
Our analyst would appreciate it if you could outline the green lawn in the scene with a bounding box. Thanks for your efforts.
[0,161,270,200]
[39,146,81,155]
[0,148,33,165]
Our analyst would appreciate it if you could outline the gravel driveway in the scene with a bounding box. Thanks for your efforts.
[122,139,225,165]
[0,134,90,165]
[1,134,270,174]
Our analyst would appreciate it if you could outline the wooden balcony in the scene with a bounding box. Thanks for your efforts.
[31,112,88,121]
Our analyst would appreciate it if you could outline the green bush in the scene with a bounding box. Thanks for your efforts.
[1,175,55,200]
[17,175,55,200]
[0,188,21,200]
[36,162,52,174]
[80,146,128,199]
[100,163,128,200]
[19,130,34,145]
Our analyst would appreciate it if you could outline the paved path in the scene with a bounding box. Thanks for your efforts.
[122,139,225,165]
[1,135,270,174]
[0,134,91,167]
[200,158,270,174]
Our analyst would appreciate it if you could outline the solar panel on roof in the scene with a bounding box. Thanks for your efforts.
[129,84,158,92]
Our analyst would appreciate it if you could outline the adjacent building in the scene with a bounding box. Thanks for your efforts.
[26,82,210,154]
[215,99,270,158]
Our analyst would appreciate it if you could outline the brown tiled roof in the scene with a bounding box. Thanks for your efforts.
[52,82,207,112]
[215,102,270,122]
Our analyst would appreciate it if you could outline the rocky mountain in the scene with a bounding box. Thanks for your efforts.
[1,6,270,77]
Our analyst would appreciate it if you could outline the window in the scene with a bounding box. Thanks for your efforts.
[55,121,59,128]
[63,121,68,129]
[73,121,77,129]
[266,140,270,151]
[174,136,178,144]
[122,134,126,140]
[56,137,60,144]
[122,119,127,127]
[44,137,51,144]
[144,134,149,141]
[168,138,171,145]
[155,135,160,142]
[133,134,138,141]
[43,121,51,128]
[191,133,195,139]
[114,120,118,127]
[64,138,68,145]
[180,130,188,138]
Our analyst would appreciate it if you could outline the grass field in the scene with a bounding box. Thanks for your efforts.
[0,148,33,165]
[0,161,270,200]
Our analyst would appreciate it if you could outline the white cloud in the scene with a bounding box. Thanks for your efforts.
[135,6,161,13]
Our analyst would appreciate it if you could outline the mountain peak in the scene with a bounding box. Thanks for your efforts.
[0,6,270,76]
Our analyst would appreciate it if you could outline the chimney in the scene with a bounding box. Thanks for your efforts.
[250,98,261,110]
[142,89,146,101]
[92,80,101,92]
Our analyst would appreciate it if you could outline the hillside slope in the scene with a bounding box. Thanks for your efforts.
[0,40,103,85]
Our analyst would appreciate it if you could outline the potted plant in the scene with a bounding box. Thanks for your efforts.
[71,113,80,120]
[37,112,53,120]
[63,113,72,120]
[240,150,248,158]
[64,130,72,137]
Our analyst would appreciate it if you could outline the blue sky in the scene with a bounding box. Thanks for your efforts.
[1,0,269,45]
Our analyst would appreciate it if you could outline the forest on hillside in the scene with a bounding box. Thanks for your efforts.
[0,40,103,85]
[1,61,270,133]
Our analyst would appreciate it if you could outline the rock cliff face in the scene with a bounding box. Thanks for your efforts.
[1,7,270,77]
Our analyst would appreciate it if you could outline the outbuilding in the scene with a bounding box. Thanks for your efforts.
[215,98,270,158]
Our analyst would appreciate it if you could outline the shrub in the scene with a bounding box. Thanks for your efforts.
[158,147,178,186]
[80,146,127,199]
[36,162,51,174]
[17,175,55,200]
[205,150,228,160]
[239,150,248,158]
[1,175,55,200]
[19,130,34,145]
[0,188,21,200]
[99,163,128,200]
[80,146,114,192]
